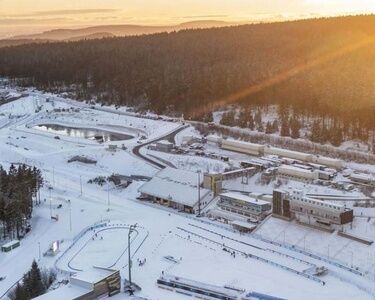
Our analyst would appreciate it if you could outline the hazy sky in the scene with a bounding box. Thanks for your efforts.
[1,0,375,37]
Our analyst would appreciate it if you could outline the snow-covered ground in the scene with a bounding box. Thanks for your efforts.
[0,86,375,300]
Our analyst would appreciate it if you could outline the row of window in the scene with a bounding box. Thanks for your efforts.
[219,202,262,213]
[294,207,339,220]
[292,197,342,210]
[157,279,237,300]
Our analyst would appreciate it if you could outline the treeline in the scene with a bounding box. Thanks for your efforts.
[8,260,56,300]
[195,122,375,164]
[1,15,375,131]
[0,164,43,239]
[218,105,361,147]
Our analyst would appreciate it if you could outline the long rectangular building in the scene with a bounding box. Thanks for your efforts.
[277,165,319,182]
[273,189,353,226]
[217,139,344,170]
[139,167,214,213]
[218,192,271,221]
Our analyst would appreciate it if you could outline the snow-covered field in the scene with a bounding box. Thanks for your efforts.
[1,86,375,300]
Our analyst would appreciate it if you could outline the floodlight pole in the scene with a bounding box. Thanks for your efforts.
[69,202,72,232]
[128,224,137,295]
[107,182,110,211]
[197,170,201,217]
[49,188,52,218]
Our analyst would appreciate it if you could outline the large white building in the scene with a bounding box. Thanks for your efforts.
[221,139,264,156]
[218,192,271,222]
[349,173,375,185]
[138,167,214,213]
[277,165,319,182]
[216,138,344,169]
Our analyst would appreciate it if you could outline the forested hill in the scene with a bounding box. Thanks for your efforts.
[1,15,375,128]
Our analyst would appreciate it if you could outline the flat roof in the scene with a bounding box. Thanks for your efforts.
[224,139,263,148]
[160,274,240,298]
[290,189,345,210]
[220,192,270,206]
[156,140,174,145]
[2,240,19,248]
[350,173,373,181]
[71,267,116,284]
[231,220,257,230]
[139,167,211,207]
[156,167,203,186]
[139,177,211,207]
[278,165,316,173]
[266,146,312,158]
[33,284,90,300]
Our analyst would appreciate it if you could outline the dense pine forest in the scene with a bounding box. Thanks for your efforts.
[0,164,43,240]
[1,15,375,136]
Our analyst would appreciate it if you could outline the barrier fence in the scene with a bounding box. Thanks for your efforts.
[176,227,325,285]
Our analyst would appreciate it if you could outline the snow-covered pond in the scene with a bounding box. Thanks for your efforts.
[33,123,133,142]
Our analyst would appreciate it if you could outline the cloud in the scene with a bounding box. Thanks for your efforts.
[0,18,70,26]
[30,9,120,16]
[182,15,228,19]
[2,9,121,18]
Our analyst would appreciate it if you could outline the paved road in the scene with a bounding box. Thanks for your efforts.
[132,125,189,169]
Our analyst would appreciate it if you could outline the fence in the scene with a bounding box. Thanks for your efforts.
[54,219,110,273]
[176,226,325,285]
[251,233,363,276]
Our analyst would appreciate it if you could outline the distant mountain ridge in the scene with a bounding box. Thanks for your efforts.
[4,20,233,42]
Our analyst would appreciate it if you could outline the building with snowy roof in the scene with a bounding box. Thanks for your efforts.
[273,189,353,226]
[148,140,174,152]
[217,192,271,222]
[221,139,264,156]
[277,164,319,182]
[34,267,120,300]
[138,167,214,213]
[349,173,375,185]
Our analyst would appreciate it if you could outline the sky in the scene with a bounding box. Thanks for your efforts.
[1,0,375,38]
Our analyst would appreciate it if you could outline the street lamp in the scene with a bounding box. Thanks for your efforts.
[127,224,137,295]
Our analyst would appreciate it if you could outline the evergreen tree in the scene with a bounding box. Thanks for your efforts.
[265,121,273,134]
[280,117,290,136]
[0,164,42,240]
[290,116,301,139]
[8,261,54,300]
[248,114,255,130]
[237,109,248,128]
[26,260,45,298]
[202,112,213,123]
[272,119,279,132]
[310,120,321,142]
[254,110,262,129]
[220,111,235,126]
[10,283,27,300]
[321,124,329,143]
[331,127,343,146]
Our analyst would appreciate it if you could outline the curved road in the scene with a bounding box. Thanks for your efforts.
[132,124,189,169]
